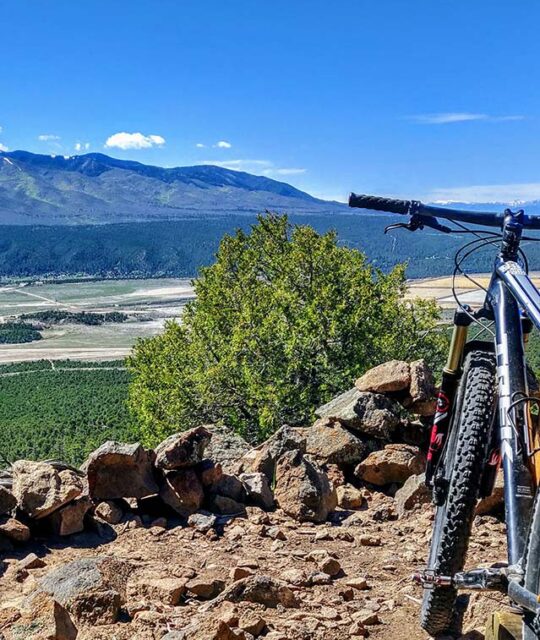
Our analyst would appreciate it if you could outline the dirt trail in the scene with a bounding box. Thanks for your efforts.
[0,503,509,639]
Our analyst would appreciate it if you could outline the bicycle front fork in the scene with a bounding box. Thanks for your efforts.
[425,308,471,496]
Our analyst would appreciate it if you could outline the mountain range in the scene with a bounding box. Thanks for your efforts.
[0,151,345,225]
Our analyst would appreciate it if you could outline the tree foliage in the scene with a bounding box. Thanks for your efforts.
[128,214,446,445]
[0,360,136,466]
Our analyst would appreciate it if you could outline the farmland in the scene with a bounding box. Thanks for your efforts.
[0,277,194,362]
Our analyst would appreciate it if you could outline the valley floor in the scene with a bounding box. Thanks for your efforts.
[0,278,194,363]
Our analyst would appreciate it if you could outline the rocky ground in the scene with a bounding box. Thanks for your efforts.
[0,359,511,639]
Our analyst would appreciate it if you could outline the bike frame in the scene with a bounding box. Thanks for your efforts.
[348,194,540,612]
[440,212,540,611]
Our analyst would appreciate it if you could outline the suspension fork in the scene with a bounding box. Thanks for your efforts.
[425,308,471,493]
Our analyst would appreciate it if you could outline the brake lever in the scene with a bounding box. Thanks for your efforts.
[384,214,452,235]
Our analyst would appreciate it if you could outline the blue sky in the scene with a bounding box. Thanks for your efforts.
[2,0,540,202]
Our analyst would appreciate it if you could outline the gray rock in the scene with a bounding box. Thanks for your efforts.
[12,460,84,519]
[205,425,251,473]
[395,473,431,517]
[0,485,16,516]
[83,441,158,500]
[37,555,132,625]
[213,473,246,502]
[274,450,337,523]
[154,426,212,470]
[240,472,274,510]
[409,359,436,403]
[316,389,401,440]
[246,425,307,482]
[187,511,217,533]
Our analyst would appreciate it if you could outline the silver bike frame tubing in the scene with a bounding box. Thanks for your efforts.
[497,260,540,330]
[491,263,539,566]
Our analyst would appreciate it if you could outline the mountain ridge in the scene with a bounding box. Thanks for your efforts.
[0,150,344,225]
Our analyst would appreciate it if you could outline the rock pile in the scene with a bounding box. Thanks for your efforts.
[0,358,504,639]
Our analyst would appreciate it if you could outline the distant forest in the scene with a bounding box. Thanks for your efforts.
[1,213,538,280]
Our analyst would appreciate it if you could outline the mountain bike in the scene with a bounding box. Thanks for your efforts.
[349,193,540,638]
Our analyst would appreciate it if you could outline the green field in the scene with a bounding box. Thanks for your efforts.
[0,277,193,363]
[0,360,137,466]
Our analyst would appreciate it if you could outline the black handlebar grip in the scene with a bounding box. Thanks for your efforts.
[348,193,411,215]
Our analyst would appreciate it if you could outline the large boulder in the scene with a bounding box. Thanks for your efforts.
[36,556,132,625]
[394,473,431,516]
[274,450,336,523]
[83,441,158,500]
[205,425,251,473]
[0,485,16,516]
[304,417,367,466]
[355,444,426,486]
[154,426,212,470]
[159,469,204,517]
[315,389,401,440]
[355,360,411,394]
[12,460,84,519]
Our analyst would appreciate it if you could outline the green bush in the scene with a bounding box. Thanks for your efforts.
[128,214,446,445]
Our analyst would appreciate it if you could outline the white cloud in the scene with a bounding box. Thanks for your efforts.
[0,143,8,152]
[199,158,306,179]
[104,132,166,150]
[426,182,540,203]
[408,112,525,124]
[214,140,232,149]
[195,143,205,148]
[263,168,306,176]
[75,142,91,152]
[38,134,61,141]
[201,159,271,172]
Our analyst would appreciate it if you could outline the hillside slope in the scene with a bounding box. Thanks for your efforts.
[0,151,345,225]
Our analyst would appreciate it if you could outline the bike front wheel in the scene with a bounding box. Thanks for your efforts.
[421,349,497,637]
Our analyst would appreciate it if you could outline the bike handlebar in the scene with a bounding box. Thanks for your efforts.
[348,192,540,230]
[348,194,411,215]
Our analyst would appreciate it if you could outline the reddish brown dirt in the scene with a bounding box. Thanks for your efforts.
[0,501,511,640]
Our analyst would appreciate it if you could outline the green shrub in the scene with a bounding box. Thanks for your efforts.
[128,214,446,445]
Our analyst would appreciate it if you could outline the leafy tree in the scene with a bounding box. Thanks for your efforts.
[128,214,446,445]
